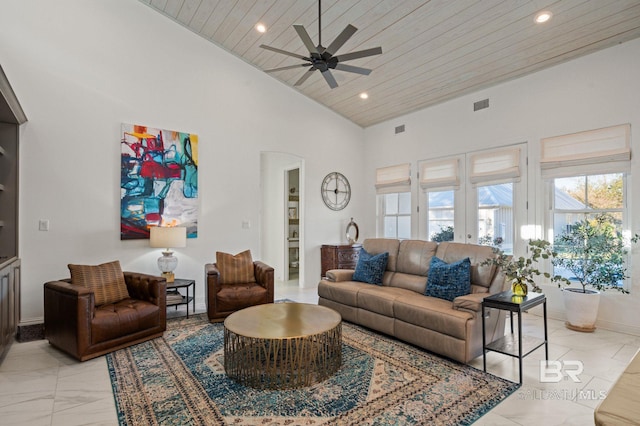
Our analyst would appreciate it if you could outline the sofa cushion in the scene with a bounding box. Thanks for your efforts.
[68,260,130,306]
[358,286,415,316]
[216,283,267,312]
[394,295,473,340]
[216,250,256,284]
[353,249,389,285]
[425,256,471,301]
[435,242,497,289]
[363,239,400,272]
[396,240,438,276]
[92,299,159,344]
[318,280,371,307]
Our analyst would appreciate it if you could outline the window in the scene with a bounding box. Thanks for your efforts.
[382,192,411,239]
[542,124,632,289]
[376,163,411,239]
[550,173,627,285]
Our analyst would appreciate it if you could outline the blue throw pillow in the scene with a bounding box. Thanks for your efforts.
[425,256,471,301]
[353,248,389,285]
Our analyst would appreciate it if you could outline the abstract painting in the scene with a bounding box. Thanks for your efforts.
[120,124,198,240]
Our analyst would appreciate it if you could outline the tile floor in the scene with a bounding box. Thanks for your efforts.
[1,281,637,425]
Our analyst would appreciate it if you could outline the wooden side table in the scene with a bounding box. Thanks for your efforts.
[320,243,362,278]
[482,290,548,384]
[166,278,196,318]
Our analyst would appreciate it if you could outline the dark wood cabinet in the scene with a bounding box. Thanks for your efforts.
[321,244,362,277]
[0,65,26,364]
[0,258,20,362]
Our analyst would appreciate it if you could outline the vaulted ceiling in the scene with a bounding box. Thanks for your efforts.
[141,0,640,128]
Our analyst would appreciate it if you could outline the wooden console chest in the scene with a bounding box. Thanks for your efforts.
[320,244,362,278]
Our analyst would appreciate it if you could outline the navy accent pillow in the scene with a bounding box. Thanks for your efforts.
[353,248,389,285]
[425,256,471,301]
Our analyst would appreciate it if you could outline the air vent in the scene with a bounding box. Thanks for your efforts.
[395,124,405,134]
[474,98,489,111]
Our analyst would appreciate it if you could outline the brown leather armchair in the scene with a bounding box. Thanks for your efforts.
[44,271,166,361]
[205,261,274,322]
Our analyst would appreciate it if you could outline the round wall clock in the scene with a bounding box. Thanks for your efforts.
[321,172,351,211]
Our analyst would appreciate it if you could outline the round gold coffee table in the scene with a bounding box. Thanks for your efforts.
[223,303,342,389]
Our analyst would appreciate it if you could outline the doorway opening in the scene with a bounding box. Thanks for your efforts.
[286,168,300,281]
[260,152,304,289]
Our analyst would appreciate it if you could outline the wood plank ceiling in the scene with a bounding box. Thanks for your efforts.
[140,0,640,128]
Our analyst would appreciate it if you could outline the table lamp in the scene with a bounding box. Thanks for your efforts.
[150,226,187,282]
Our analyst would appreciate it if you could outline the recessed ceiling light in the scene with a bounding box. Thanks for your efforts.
[359,92,369,100]
[255,23,266,33]
[534,11,552,24]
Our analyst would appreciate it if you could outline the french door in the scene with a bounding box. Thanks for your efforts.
[418,144,527,255]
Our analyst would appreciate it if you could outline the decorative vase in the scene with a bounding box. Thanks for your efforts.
[512,281,528,296]
[562,288,600,332]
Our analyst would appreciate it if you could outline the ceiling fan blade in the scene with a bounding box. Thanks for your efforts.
[321,69,338,89]
[265,63,312,73]
[324,24,357,56]
[334,63,372,75]
[293,25,320,55]
[335,46,382,62]
[294,68,316,86]
[259,44,309,61]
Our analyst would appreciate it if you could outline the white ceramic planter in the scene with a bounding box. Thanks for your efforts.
[562,288,601,332]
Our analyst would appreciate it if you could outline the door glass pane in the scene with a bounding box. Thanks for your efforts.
[428,190,454,241]
[477,183,513,253]
[398,192,411,214]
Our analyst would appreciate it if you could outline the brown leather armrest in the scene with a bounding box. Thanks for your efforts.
[254,261,274,302]
[44,280,94,359]
[205,263,219,277]
[44,280,93,297]
[124,272,167,308]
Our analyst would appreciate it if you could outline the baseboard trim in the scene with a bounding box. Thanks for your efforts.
[17,323,45,342]
[538,308,640,336]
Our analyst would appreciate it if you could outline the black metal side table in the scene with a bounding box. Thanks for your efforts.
[482,290,548,384]
[166,278,196,318]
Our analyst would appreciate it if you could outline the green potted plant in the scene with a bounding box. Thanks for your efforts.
[553,213,638,332]
[483,239,569,297]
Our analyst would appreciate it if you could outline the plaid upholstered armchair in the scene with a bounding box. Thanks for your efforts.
[205,250,274,322]
[44,261,166,361]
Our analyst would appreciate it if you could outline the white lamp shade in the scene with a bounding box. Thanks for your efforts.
[149,226,187,249]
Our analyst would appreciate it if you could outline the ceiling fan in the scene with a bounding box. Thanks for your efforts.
[259,0,382,89]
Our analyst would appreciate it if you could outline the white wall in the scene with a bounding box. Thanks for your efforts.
[0,0,365,323]
[364,38,640,334]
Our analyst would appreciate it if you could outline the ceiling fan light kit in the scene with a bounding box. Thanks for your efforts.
[259,0,382,89]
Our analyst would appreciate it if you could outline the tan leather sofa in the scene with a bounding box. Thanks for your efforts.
[44,272,166,361]
[594,349,640,425]
[318,238,508,364]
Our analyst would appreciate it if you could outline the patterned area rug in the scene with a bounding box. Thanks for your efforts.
[107,312,518,425]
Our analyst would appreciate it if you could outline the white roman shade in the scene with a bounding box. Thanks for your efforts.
[419,158,460,189]
[469,147,521,185]
[375,163,411,194]
[540,124,630,169]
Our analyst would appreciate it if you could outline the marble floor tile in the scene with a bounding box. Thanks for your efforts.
[1,283,637,425]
